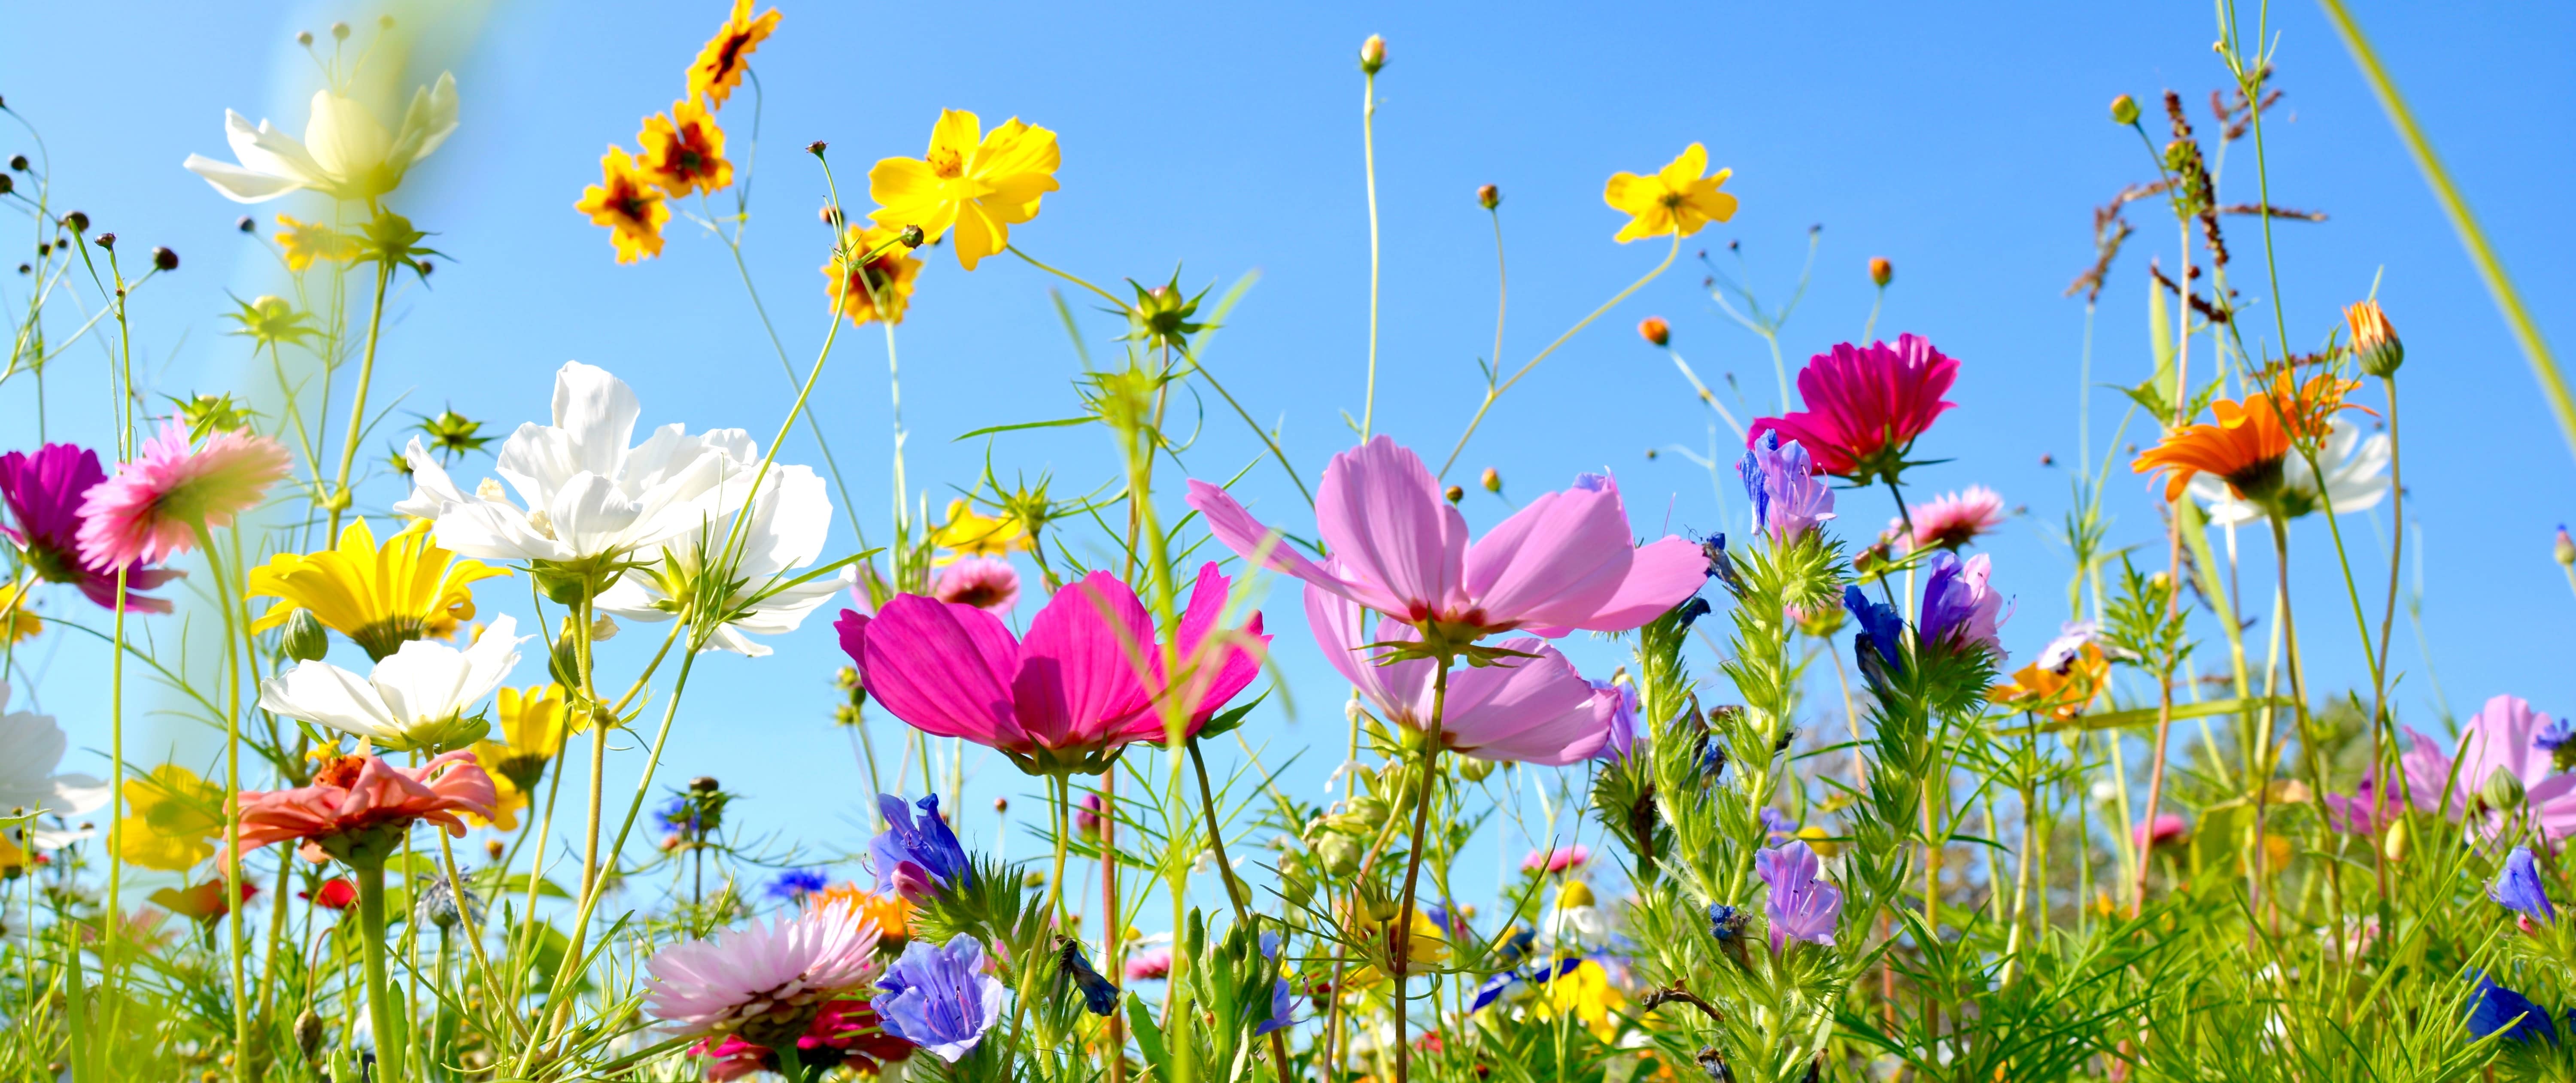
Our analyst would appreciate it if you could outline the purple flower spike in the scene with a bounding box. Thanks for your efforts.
[870,794,973,903]
[873,933,1008,1062]
[1755,840,1842,953]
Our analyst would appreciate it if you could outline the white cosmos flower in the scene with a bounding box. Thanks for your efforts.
[182,73,459,203]
[258,614,528,752]
[397,361,756,570]
[0,684,109,849]
[596,463,855,657]
[2190,418,2391,527]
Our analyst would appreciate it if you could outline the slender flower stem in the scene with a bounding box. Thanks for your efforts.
[1391,660,1451,1083]
[325,262,393,539]
[2369,377,2404,906]
[1360,67,1383,440]
[1007,245,1125,307]
[2135,209,2194,914]
[1440,234,1680,479]
[356,860,401,1083]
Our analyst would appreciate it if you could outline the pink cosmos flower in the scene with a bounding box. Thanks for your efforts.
[1520,844,1592,874]
[76,423,290,571]
[1891,485,2005,553]
[0,443,182,612]
[931,557,1020,613]
[1125,946,1173,982]
[838,563,1268,774]
[2399,695,2576,839]
[645,895,885,1039]
[2323,773,2407,836]
[1186,436,1704,641]
[233,752,497,863]
[2132,813,2187,850]
[1310,585,1614,765]
[1747,334,1959,484]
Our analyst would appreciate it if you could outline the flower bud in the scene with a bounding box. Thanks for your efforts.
[280,609,329,663]
[0,175,12,196]
[2557,525,2575,567]
[690,775,720,793]
[2343,299,2402,378]
[2382,816,2409,863]
[1480,466,1501,494]
[899,224,925,248]
[1444,484,1464,504]
[1456,755,1495,782]
[1358,34,1387,74]
[805,140,827,155]
[236,215,256,234]
[2110,94,2141,125]
[294,1010,325,1059]
[330,21,350,40]
[1637,315,1670,347]
[1476,184,1499,210]
[152,246,178,271]
[993,797,1009,813]
[820,204,844,227]
[2484,765,2526,811]
[378,13,395,28]
[297,30,314,46]
[834,664,860,691]
[64,212,86,233]
[6,155,24,171]
[1868,256,1893,287]
[93,233,113,251]
[484,839,505,862]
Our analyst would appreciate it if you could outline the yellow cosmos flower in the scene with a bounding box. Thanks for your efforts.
[868,109,1060,271]
[0,583,40,646]
[688,0,780,110]
[274,214,361,273]
[823,224,924,328]
[465,683,571,831]
[575,146,671,264]
[638,99,732,197]
[1535,958,1624,1041]
[0,832,24,874]
[1351,908,1449,986]
[117,764,225,872]
[927,498,1032,564]
[1602,143,1738,243]
[246,518,508,662]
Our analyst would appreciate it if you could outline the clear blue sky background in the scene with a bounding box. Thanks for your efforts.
[5,0,2571,917]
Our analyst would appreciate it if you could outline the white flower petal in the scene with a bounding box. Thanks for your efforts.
[181,153,304,203]
[302,90,391,185]
[260,661,407,744]
[551,361,643,480]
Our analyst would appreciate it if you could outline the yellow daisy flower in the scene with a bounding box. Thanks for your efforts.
[1602,143,1738,243]
[274,214,361,273]
[638,99,732,197]
[245,518,509,663]
[465,683,571,831]
[823,223,923,328]
[868,109,1060,271]
[0,582,40,646]
[1351,908,1449,986]
[927,498,1031,564]
[117,764,225,873]
[1535,958,1625,1041]
[574,146,671,264]
[687,0,781,110]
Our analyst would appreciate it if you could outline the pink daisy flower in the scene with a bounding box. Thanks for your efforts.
[1124,946,1173,982]
[644,895,885,1041]
[76,423,290,570]
[1521,844,1591,874]
[1890,486,2005,553]
[930,556,1021,613]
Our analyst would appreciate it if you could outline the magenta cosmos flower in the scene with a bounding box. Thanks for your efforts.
[838,563,1267,774]
[0,443,182,612]
[1746,334,1959,485]
[1309,585,1615,765]
[644,894,885,1041]
[76,422,290,571]
[1187,436,1704,644]
[2399,695,2576,839]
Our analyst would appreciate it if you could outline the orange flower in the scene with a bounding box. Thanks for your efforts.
[687,0,780,109]
[2132,373,2357,506]
[637,100,732,197]
[574,146,669,264]
[1990,643,2110,722]
[809,883,911,947]
[822,224,923,327]
[2344,299,2403,377]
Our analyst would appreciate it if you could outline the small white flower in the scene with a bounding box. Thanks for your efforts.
[258,614,527,752]
[0,684,108,848]
[182,73,459,203]
[596,463,853,657]
[398,362,756,571]
[2190,418,2390,527]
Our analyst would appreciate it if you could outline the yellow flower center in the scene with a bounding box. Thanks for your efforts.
[927,146,965,179]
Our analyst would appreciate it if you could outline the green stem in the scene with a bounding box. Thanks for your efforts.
[1440,234,1678,479]
[356,861,401,1083]
[1391,661,1450,1083]
[325,262,393,539]
[1361,67,1383,441]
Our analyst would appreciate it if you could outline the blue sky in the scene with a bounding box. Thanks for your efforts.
[5,0,2572,913]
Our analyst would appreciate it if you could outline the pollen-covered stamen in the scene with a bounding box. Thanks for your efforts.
[927,146,964,179]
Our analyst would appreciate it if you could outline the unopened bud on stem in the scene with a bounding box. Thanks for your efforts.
[1358,34,1386,74]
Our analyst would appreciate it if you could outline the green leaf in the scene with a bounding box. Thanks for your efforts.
[1994,695,2293,735]
[1196,693,1266,740]
[1126,994,1168,1074]
[953,416,1094,442]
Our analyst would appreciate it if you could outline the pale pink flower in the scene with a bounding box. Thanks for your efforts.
[76,422,289,570]
[1521,844,1591,874]
[1188,436,1704,640]
[644,895,884,1039]
[1891,486,2005,553]
[931,557,1020,613]
[233,752,497,863]
[2399,695,2576,839]
[2132,813,2187,850]
[1309,584,1613,765]
[1124,946,1173,981]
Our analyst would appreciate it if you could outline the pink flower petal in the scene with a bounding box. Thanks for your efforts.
[1013,573,1155,750]
[843,598,1029,751]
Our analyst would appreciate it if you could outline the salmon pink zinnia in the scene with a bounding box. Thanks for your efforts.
[1188,436,1705,645]
[233,751,497,863]
[76,423,289,572]
[1747,334,1959,485]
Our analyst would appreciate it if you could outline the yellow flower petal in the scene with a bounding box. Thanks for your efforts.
[246,518,508,661]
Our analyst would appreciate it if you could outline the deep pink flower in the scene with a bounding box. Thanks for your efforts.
[1186,436,1704,643]
[233,752,497,863]
[1310,584,1613,766]
[2399,695,2576,839]
[1891,485,2004,553]
[1520,844,1592,874]
[695,1000,913,1082]
[76,423,290,571]
[0,443,181,612]
[837,563,1267,774]
[931,557,1020,613]
[1124,946,1173,982]
[1747,334,1959,483]
[2132,813,2187,850]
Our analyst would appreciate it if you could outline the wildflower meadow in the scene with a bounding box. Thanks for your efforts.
[7,3,2576,1081]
